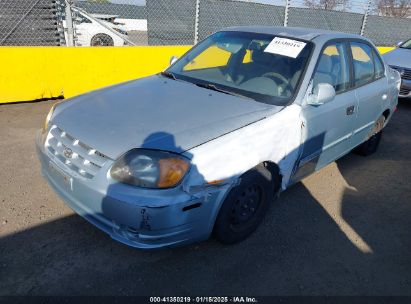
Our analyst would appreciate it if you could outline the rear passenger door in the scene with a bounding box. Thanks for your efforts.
[349,42,388,147]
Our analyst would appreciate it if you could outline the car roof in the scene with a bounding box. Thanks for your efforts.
[223,26,366,42]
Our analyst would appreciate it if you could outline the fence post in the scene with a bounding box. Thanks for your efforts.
[360,0,372,36]
[194,0,200,44]
[65,0,74,46]
[283,0,290,27]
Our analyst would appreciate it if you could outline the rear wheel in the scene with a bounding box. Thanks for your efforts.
[213,164,278,244]
[354,115,385,156]
[91,33,114,46]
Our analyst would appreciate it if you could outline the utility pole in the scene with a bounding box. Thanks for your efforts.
[284,0,291,27]
[194,0,201,44]
[65,0,74,46]
[361,0,372,36]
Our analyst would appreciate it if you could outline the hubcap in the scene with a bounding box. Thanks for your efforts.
[92,36,111,46]
[230,184,262,226]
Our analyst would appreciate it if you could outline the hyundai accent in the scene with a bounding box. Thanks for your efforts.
[36,27,401,249]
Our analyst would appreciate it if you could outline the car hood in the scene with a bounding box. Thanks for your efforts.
[382,48,411,69]
[52,75,280,159]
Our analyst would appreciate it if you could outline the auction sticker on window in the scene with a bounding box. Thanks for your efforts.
[264,37,307,58]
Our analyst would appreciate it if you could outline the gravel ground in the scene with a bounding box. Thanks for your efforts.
[0,99,410,296]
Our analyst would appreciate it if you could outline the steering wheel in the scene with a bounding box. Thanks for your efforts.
[261,72,293,95]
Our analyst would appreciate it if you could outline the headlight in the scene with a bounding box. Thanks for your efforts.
[110,149,190,189]
[390,65,404,76]
[397,79,402,91]
[389,66,402,90]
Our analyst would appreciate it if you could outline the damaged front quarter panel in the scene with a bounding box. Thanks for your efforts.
[184,104,304,191]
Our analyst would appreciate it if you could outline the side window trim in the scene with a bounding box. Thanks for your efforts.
[371,49,386,80]
[344,41,355,90]
[371,47,377,79]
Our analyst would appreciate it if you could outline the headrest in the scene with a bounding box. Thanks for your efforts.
[317,55,332,74]
[251,49,275,65]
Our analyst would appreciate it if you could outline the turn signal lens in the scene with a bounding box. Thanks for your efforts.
[158,158,190,188]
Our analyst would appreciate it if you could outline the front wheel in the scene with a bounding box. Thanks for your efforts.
[213,164,278,244]
[90,33,114,46]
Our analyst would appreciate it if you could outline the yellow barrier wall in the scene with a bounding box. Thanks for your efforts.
[0,46,191,104]
[0,46,395,104]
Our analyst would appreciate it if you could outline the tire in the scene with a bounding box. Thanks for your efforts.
[213,164,278,244]
[354,115,385,156]
[90,33,114,46]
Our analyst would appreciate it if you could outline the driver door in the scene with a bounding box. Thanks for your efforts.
[293,42,357,181]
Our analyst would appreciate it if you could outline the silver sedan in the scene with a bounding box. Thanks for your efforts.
[36,27,400,249]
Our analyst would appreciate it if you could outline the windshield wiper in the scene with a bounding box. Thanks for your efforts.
[195,82,254,100]
[160,71,177,80]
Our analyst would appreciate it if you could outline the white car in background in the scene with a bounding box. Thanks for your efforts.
[65,8,128,46]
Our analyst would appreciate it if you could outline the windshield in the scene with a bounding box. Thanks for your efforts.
[400,38,411,49]
[166,31,313,106]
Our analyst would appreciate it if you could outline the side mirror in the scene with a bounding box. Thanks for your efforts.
[169,56,178,66]
[396,41,403,47]
[307,83,336,106]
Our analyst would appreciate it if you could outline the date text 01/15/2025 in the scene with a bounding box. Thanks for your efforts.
[149,296,258,303]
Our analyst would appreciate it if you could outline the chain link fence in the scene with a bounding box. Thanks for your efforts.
[0,0,65,46]
[0,0,410,47]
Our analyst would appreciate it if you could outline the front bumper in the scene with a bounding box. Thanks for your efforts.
[36,130,229,249]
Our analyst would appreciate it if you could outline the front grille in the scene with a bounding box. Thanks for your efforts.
[399,88,410,96]
[402,68,411,80]
[45,125,111,178]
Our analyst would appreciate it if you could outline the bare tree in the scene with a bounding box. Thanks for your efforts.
[376,0,411,17]
[304,0,350,10]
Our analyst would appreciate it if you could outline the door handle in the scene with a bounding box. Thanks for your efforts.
[346,105,355,115]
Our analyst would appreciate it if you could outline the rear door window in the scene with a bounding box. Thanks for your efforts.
[350,42,375,87]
